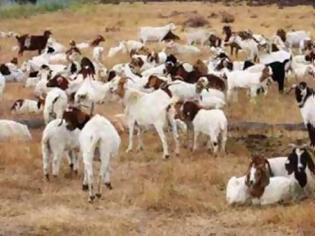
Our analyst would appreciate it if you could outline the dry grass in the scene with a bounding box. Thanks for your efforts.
[1,2,315,235]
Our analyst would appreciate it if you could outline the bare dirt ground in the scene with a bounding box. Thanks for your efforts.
[1,2,315,235]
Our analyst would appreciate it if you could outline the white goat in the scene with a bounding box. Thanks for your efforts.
[199,89,226,109]
[11,98,44,114]
[139,23,176,43]
[78,114,121,202]
[124,40,144,52]
[228,35,259,61]
[166,42,201,54]
[186,29,210,45]
[93,46,104,62]
[107,42,127,57]
[167,78,208,101]
[110,77,179,158]
[43,88,68,124]
[42,119,80,179]
[225,67,272,100]
[75,76,112,105]
[190,106,227,154]
[0,120,32,141]
[286,31,311,53]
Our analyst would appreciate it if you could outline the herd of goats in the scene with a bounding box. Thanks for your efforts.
[1,22,315,205]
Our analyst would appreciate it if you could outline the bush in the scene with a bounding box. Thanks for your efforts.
[183,15,209,28]
[0,0,73,19]
[220,11,235,23]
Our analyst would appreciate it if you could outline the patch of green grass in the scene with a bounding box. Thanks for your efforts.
[0,0,81,19]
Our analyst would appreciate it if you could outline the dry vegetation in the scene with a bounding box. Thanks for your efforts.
[1,2,315,235]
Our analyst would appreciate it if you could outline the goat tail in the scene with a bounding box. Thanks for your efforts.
[42,135,52,157]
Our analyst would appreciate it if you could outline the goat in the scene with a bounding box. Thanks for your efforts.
[43,88,68,124]
[225,66,273,101]
[16,30,52,55]
[61,107,120,202]
[42,118,80,180]
[11,97,44,114]
[289,82,315,147]
[276,29,311,53]
[143,76,208,101]
[186,29,210,45]
[0,120,32,141]
[110,76,179,159]
[245,156,298,205]
[174,101,227,154]
[107,42,127,57]
[166,41,201,55]
[139,23,177,43]
[284,144,315,198]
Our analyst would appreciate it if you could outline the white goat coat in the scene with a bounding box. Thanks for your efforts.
[123,89,171,126]
[267,157,288,176]
[193,109,227,138]
[300,93,315,126]
[80,115,121,157]
[75,77,111,105]
[168,81,202,101]
[0,120,32,141]
[186,29,210,45]
[226,176,250,205]
[107,42,126,57]
[42,119,80,176]
[0,73,5,98]
[199,89,225,109]
[260,50,291,64]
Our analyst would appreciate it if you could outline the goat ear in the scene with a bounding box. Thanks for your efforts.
[307,155,315,174]
[261,173,270,188]
[285,155,294,175]
[77,111,88,125]
[245,172,250,187]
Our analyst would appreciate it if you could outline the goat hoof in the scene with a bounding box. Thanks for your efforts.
[95,193,102,198]
[82,184,88,191]
[74,170,78,175]
[45,174,49,181]
[163,154,170,159]
[125,148,132,153]
[69,163,74,170]
[53,174,58,178]
[88,196,95,203]
[105,182,113,190]
[175,152,180,157]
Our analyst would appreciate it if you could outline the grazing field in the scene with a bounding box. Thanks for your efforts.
[1,2,315,235]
